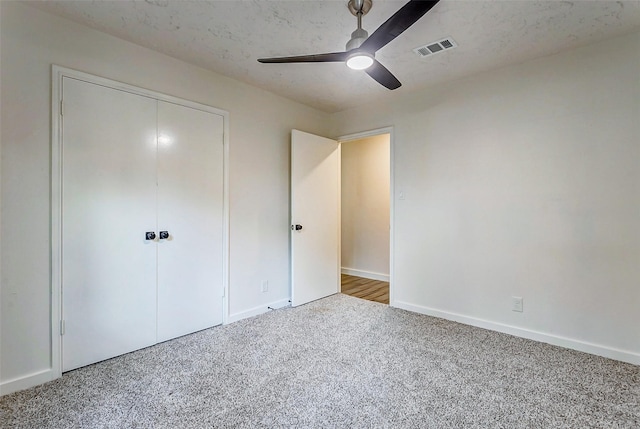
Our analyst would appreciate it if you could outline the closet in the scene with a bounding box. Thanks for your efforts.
[60,76,224,371]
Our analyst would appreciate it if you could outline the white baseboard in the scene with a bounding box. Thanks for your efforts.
[226,298,291,324]
[393,300,640,366]
[341,267,389,282]
[0,368,56,396]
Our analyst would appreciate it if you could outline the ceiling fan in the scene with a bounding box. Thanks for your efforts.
[258,0,441,90]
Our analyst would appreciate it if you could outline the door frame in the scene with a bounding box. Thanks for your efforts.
[50,65,230,379]
[337,127,395,305]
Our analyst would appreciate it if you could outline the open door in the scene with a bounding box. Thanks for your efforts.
[291,129,340,307]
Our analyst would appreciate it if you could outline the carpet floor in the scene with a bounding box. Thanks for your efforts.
[1,294,638,428]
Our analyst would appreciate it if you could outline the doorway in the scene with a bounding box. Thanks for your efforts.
[339,130,392,304]
[289,127,393,308]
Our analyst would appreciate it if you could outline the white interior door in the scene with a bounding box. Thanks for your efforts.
[156,101,224,342]
[62,77,158,371]
[291,129,340,306]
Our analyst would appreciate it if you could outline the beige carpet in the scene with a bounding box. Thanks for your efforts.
[1,294,638,428]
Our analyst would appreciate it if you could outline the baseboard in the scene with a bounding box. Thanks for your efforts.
[0,368,56,396]
[226,298,291,324]
[341,267,389,282]
[393,300,640,366]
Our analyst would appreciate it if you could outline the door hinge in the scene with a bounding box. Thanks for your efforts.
[60,100,64,116]
[60,320,65,336]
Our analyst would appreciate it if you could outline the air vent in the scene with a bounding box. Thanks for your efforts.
[413,37,458,58]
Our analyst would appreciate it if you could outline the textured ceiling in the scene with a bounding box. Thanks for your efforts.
[29,0,640,113]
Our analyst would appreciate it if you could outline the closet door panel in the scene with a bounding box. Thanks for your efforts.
[62,78,158,371]
[156,101,224,342]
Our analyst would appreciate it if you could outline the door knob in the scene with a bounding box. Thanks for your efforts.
[159,231,170,239]
[291,224,303,231]
[145,231,156,240]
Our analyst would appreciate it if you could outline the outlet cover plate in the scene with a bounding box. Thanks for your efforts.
[512,296,523,312]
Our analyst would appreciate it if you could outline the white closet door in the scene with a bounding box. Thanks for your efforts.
[156,101,224,342]
[62,78,158,371]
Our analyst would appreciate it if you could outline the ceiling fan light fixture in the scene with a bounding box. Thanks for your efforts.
[346,52,374,70]
[258,0,441,90]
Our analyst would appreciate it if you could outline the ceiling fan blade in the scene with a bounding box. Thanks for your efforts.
[258,52,349,63]
[360,0,440,53]
[365,60,401,90]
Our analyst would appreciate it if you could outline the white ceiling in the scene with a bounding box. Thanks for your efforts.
[29,0,640,113]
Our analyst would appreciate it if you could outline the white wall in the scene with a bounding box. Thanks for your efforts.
[0,3,3,386]
[331,32,640,364]
[0,2,331,393]
[341,134,390,280]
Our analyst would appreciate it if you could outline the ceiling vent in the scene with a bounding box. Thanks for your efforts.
[413,37,458,58]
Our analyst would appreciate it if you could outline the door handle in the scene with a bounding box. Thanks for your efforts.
[291,224,303,231]
[159,231,170,240]
[145,231,156,240]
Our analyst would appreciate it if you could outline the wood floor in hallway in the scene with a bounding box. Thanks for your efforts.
[341,274,389,304]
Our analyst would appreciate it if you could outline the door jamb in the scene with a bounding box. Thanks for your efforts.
[336,127,394,305]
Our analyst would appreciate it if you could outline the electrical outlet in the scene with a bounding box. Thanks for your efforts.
[512,296,523,312]
[261,280,269,293]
